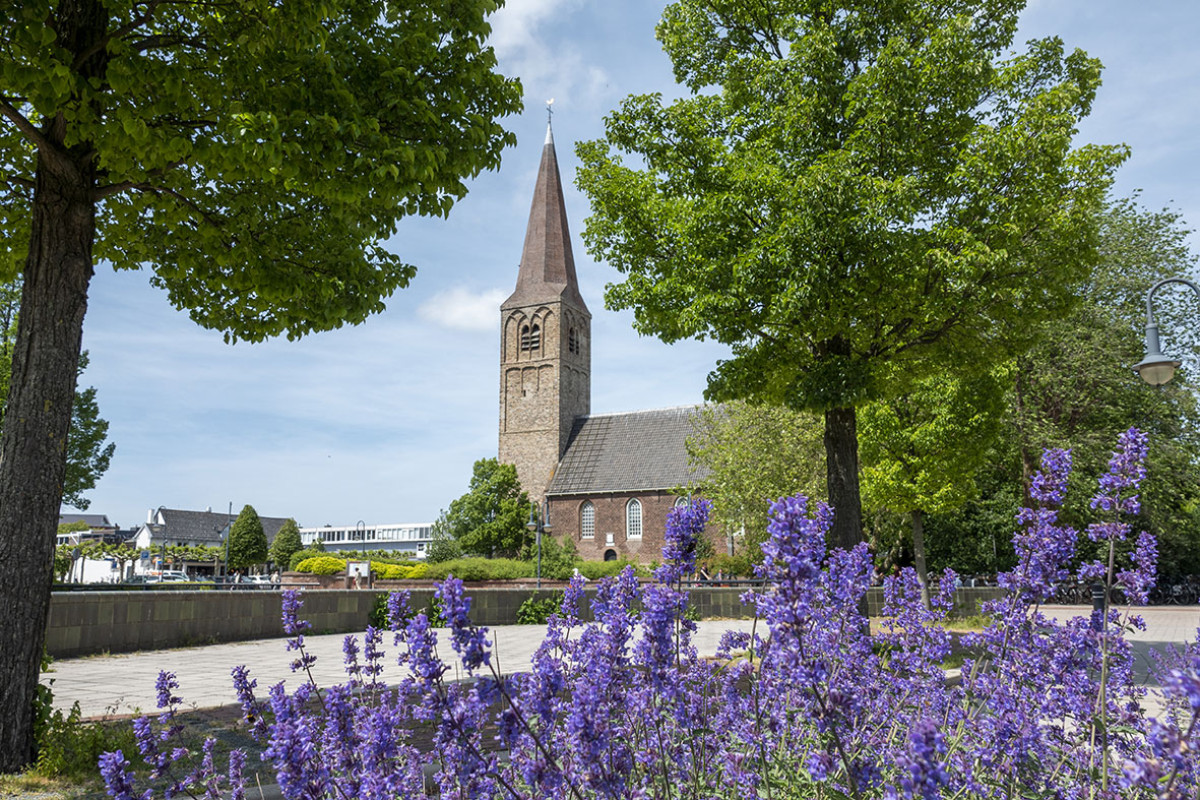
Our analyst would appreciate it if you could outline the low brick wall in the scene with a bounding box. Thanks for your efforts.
[45,585,1006,658]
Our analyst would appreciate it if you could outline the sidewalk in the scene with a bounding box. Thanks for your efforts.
[47,619,763,719]
[44,605,1197,720]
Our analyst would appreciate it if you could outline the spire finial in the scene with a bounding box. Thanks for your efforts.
[545,98,554,145]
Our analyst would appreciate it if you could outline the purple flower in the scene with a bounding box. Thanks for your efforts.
[656,497,710,582]
[99,751,145,800]
[280,589,311,637]
[435,576,491,672]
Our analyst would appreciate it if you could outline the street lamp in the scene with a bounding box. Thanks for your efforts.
[525,500,553,589]
[357,520,367,559]
[1133,278,1199,385]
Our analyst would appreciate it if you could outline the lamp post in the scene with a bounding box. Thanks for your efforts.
[1132,277,1200,385]
[357,520,367,559]
[525,500,553,589]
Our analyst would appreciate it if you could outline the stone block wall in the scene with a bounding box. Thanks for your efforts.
[45,585,1007,658]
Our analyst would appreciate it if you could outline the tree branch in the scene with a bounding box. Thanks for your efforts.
[93,159,186,200]
[1,175,36,191]
[70,0,164,71]
[0,95,55,153]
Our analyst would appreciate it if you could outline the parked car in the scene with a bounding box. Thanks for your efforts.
[244,574,272,585]
[124,575,155,585]
[156,570,192,582]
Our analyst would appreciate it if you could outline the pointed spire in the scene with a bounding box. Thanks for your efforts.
[503,118,588,312]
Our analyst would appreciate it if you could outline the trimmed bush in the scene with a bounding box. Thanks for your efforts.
[578,559,648,580]
[288,548,328,571]
[295,556,347,575]
[373,562,429,580]
[423,558,534,582]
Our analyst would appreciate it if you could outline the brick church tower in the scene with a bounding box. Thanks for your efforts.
[499,122,591,501]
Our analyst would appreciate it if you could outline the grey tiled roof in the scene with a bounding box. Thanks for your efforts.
[546,406,710,495]
[154,508,293,546]
[59,513,114,528]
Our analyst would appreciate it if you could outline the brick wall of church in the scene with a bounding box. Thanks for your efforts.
[547,491,723,563]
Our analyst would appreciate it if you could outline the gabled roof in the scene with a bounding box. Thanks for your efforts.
[149,508,293,546]
[502,122,589,313]
[546,406,710,495]
[59,513,114,528]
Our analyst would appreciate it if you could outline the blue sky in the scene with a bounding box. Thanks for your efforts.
[73,0,1200,529]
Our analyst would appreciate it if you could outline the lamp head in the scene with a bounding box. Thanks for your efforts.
[1134,321,1181,385]
[1133,353,1181,386]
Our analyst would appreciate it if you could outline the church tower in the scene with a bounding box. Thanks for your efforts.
[499,122,591,501]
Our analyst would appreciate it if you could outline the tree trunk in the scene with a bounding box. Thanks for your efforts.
[823,405,863,551]
[0,152,96,771]
[911,508,931,610]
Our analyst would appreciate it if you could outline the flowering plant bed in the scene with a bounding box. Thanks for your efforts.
[100,430,1199,799]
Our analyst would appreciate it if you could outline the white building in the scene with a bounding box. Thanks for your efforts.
[299,523,434,560]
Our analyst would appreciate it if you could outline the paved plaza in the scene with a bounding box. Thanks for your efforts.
[45,605,1198,720]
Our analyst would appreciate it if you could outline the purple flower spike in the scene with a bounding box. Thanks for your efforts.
[435,576,491,672]
[1089,428,1149,541]
[99,751,145,800]
[154,671,180,710]
[280,589,311,637]
[657,497,711,582]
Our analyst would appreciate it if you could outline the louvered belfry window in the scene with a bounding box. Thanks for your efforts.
[521,324,541,351]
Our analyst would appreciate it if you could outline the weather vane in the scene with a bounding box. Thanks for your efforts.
[547,98,554,125]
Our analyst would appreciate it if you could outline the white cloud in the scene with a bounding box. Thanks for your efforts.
[418,287,507,332]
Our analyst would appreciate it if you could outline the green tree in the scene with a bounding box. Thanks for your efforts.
[0,0,520,768]
[226,505,268,572]
[576,0,1124,553]
[916,200,1200,579]
[686,401,824,558]
[0,285,113,510]
[859,370,1007,605]
[438,458,532,559]
[426,514,464,565]
[268,518,303,571]
[1003,200,1200,574]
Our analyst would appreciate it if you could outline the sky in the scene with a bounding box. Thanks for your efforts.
[72,0,1200,530]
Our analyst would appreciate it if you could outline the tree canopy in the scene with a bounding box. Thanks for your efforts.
[227,505,268,572]
[0,0,520,768]
[576,0,1125,549]
[686,401,824,556]
[268,518,302,571]
[436,458,532,559]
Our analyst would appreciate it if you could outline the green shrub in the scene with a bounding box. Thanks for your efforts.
[516,593,563,625]
[373,562,429,580]
[423,558,534,582]
[288,548,328,571]
[524,536,581,580]
[34,703,138,781]
[578,559,648,580]
[295,556,347,575]
[703,552,756,577]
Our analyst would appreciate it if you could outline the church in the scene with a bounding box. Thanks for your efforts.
[498,122,712,563]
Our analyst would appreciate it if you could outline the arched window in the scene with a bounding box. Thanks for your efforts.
[520,324,541,351]
[604,549,618,562]
[568,328,578,354]
[580,501,595,539]
[626,498,642,540]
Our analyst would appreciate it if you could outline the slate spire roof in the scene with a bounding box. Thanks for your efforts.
[502,120,588,312]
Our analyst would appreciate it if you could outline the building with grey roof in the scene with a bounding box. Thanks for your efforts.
[499,123,718,563]
[132,507,295,575]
